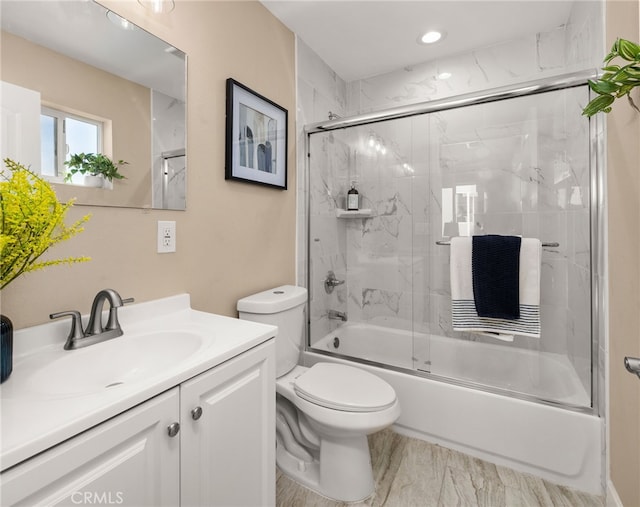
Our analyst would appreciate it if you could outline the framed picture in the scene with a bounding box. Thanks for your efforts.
[225,78,288,189]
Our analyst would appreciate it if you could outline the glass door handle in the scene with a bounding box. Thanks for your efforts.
[624,357,640,379]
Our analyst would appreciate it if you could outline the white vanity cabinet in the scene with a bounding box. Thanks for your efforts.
[1,389,181,506]
[180,339,275,506]
[1,340,275,507]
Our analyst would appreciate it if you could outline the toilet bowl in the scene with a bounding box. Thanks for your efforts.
[276,364,400,501]
[238,285,400,502]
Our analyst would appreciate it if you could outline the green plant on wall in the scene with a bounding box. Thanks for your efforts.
[64,153,128,182]
[582,38,640,117]
[1,158,91,289]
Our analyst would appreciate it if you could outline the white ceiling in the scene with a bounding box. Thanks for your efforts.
[261,0,577,82]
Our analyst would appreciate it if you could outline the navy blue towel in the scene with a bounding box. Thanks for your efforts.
[472,235,521,320]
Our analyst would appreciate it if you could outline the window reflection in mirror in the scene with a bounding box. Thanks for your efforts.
[41,106,103,184]
[0,0,186,210]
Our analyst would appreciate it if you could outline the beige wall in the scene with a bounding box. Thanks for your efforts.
[1,31,152,207]
[607,1,640,505]
[1,0,296,329]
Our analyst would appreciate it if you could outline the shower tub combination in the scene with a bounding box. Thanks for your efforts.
[304,323,600,494]
[303,73,603,495]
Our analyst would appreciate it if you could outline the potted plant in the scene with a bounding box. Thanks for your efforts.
[582,38,640,117]
[1,158,91,382]
[64,153,128,188]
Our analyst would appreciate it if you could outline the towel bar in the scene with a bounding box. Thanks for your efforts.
[436,240,560,248]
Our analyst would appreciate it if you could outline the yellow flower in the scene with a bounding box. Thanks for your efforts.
[0,159,91,289]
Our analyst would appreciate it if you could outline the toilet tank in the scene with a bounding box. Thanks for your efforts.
[237,285,307,377]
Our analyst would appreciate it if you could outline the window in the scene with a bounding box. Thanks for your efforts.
[40,106,103,183]
[441,184,478,237]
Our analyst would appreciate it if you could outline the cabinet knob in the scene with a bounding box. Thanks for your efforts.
[167,422,180,437]
[191,406,203,420]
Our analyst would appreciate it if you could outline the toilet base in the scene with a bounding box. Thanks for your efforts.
[276,433,375,502]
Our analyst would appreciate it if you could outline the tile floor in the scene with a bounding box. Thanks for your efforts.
[276,429,604,507]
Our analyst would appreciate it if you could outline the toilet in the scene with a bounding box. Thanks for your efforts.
[238,285,400,502]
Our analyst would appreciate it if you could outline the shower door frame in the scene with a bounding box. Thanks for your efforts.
[303,70,603,415]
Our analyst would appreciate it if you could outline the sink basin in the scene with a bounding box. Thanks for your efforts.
[25,331,204,396]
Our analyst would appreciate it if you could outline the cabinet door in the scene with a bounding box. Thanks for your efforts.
[180,340,275,507]
[1,389,180,507]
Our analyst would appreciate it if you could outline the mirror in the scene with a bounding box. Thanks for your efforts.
[1,0,186,210]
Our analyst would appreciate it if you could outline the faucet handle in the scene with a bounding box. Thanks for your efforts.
[324,271,345,294]
[50,310,85,349]
[105,296,134,331]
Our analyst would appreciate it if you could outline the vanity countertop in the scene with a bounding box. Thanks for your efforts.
[0,294,277,471]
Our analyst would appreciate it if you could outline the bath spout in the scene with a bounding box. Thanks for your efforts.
[328,310,347,322]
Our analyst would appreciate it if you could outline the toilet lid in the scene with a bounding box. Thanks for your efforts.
[293,363,396,412]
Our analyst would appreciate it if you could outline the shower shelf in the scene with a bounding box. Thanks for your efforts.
[336,209,372,218]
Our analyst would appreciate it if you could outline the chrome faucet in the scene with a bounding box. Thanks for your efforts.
[50,289,134,350]
[86,289,128,337]
[328,309,347,322]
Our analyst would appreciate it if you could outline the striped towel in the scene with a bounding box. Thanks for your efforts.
[450,236,541,341]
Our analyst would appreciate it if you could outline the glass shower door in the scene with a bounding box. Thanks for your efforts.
[425,85,593,407]
[307,117,430,374]
[305,81,595,410]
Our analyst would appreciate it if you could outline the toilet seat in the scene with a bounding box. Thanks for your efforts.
[293,363,397,412]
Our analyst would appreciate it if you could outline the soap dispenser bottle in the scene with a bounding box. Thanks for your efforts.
[347,181,359,211]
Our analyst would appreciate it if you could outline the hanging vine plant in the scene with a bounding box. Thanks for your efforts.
[582,38,640,117]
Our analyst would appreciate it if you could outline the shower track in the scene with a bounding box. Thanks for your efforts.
[305,69,598,133]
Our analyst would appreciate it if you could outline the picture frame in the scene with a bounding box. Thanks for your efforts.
[225,78,288,189]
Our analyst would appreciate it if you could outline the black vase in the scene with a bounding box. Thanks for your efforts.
[1,315,13,383]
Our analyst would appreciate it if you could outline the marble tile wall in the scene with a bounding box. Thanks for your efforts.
[565,0,606,74]
[297,40,348,343]
[308,115,432,340]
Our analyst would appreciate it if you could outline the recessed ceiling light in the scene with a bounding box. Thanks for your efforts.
[437,71,452,80]
[419,31,444,45]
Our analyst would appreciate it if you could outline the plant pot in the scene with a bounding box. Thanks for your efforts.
[1,315,13,383]
[83,174,104,188]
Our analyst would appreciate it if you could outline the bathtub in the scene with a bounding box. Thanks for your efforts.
[303,323,602,495]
